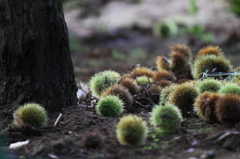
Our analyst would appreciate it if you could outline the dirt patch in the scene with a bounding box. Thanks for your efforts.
[2,103,240,159]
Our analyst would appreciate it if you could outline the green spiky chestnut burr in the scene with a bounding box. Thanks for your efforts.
[192,55,232,80]
[96,95,124,117]
[169,82,199,117]
[197,78,222,93]
[116,115,148,146]
[13,103,48,128]
[89,70,121,97]
[160,84,177,105]
[219,83,240,96]
[135,75,153,86]
[101,85,134,111]
[150,103,182,133]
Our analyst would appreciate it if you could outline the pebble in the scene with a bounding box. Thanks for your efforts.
[187,148,195,153]
[200,150,216,159]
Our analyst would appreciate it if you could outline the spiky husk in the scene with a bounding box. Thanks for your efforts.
[116,115,148,146]
[219,83,240,96]
[183,80,198,86]
[176,78,191,84]
[170,52,189,73]
[194,92,220,123]
[156,56,171,71]
[129,67,155,79]
[169,82,199,117]
[96,95,124,117]
[197,46,223,58]
[150,103,182,133]
[160,84,177,104]
[147,84,162,104]
[153,70,176,82]
[220,80,229,85]
[121,73,132,79]
[215,94,240,125]
[155,80,173,88]
[235,66,240,71]
[101,85,134,111]
[89,70,121,97]
[197,78,222,93]
[192,55,232,80]
[170,44,192,62]
[135,75,153,86]
[119,78,140,95]
[174,65,194,82]
[14,103,48,128]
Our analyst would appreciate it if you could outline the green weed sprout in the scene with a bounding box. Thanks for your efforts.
[153,20,178,38]
[192,55,232,80]
[197,78,222,93]
[135,75,153,86]
[89,70,121,97]
[116,115,148,146]
[150,103,182,133]
[228,0,240,16]
[96,95,124,117]
[188,0,198,15]
[219,83,240,96]
[169,82,199,117]
[13,103,48,128]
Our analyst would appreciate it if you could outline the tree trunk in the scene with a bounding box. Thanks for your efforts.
[0,0,77,114]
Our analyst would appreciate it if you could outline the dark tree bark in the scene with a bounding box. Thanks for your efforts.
[0,0,77,114]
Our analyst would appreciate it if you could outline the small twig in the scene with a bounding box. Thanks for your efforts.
[201,71,239,80]
[78,104,93,107]
[163,56,172,65]
[54,113,63,126]
[145,84,151,97]
[145,83,157,106]
[214,131,240,144]
[135,101,152,108]
[145,97,156,106]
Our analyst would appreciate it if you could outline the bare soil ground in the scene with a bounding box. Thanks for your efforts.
[3,102,240,159]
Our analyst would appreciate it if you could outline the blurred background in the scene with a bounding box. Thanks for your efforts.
[62,0,240,82]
